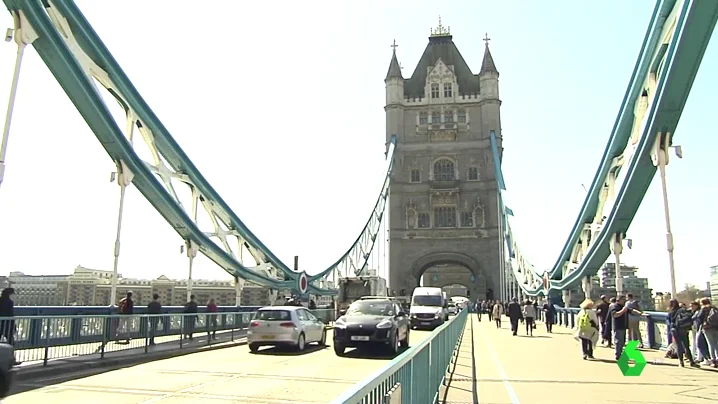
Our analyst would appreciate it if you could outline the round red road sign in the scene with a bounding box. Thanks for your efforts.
[298,272,308,294]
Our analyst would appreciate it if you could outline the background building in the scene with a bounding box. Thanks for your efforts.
[559,263,654,310]
[7,266,272,306]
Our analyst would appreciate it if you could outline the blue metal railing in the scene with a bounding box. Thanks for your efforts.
[331,309,468,404]
[554,307,669,348]
[1,308,336,365]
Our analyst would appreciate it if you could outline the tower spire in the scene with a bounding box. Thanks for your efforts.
[385,39,403,81]
[430,15,451,37]
[480,33,499,76]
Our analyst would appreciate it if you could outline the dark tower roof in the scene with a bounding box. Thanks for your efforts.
[385,48,403,81]
[480,42,499,76]
[403,34,480,99]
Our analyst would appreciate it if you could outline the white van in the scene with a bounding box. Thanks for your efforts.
[409,287,448,329]
[451,296,469,309]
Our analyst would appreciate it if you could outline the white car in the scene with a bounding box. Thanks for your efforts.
[447,302,458,315]
[247,306,327,352]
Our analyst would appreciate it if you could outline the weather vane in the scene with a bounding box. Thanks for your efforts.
[431,15,451,37]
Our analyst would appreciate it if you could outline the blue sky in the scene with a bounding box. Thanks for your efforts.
[0,0,715,294]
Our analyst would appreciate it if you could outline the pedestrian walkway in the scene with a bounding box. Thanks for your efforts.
[440,315,718,404]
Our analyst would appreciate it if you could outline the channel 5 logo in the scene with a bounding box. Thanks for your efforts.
[616,340,647,376]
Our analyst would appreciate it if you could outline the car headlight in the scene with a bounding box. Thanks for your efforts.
[334,318,347,328]
[376,319,393,329]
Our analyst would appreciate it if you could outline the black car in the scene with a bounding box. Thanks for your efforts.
[333,299,410,356]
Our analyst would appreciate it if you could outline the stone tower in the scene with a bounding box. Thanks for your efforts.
[385,22,503,301]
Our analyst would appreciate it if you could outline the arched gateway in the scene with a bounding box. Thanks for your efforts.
[384,22,504,301]
[411,252,487,300]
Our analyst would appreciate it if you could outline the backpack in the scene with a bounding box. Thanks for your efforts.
[706,307,718,328]
[674,308,693,330]
[578,311,591,331]
[118,298,128,314]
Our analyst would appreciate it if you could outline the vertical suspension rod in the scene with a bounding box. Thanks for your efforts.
[0,12,36,192]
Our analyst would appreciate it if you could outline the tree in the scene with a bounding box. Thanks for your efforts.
[676,283,701,304]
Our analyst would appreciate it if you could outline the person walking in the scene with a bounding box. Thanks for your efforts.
[507,298,523,336]
[575,299,599,360]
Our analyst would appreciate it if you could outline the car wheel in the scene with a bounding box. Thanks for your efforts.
[390,331,401,355]
[319,329,327,346]
[295,333,306,351]
[400,329,409,348]
[248,343,259,353]
[334,344,345,356]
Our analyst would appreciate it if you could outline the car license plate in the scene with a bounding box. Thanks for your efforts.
[421,322,431,326]
[261,335,275,340]
[351,336,370,341]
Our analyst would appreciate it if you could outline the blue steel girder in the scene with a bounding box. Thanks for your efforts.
[3,0,294,291]
[497,0,717,296]
[3,0,395,295]
[551,0,718,292]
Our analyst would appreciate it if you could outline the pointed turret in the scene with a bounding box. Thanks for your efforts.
[479,43,499,76]
[479,33,500,100]
[385,40,405,149]
[385,42,403,81]
[385,40,405,107]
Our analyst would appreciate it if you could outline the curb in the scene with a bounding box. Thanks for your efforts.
[14,337,248,382]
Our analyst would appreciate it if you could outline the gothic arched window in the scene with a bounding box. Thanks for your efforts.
[431,83,440,98]
[443,83,452,97]
[433,159,455,181]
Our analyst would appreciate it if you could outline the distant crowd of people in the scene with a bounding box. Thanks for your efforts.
[473,293,718,368]
[475,298,556,336]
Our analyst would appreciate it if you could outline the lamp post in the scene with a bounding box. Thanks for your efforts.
[652,133,682,297]
[611,235,632,295]
[180,241,198,302]
[1,16,37,194]
[0,29,23,194]
[109,112,136,307]
[109,163,134,307]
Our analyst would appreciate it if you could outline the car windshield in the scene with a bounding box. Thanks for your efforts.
[346,301,394,316]
[449,303,455,307]
[254,310,291,321]
[412,295,443,307]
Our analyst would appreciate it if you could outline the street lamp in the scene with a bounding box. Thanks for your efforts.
[1,19,36,194]
[611,235,632,295]
[180,242,197,302]
[109,164,133,307]
[652,133,682,297]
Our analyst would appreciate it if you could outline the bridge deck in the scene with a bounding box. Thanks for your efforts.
[441,316,717,404]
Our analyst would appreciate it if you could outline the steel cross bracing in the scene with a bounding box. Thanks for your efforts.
[3,0,395,295]
[494,0,717,296]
